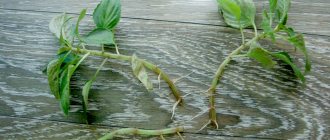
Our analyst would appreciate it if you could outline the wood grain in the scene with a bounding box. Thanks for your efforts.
[0,5,329,140]
[0,0,329,35]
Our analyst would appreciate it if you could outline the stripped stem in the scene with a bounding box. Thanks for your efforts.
[62,46,182,103]
[98,127,184,140]
[208,33,266,127]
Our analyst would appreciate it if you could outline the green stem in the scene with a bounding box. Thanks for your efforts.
[240,28,245,44]
[98,127,184,140]
[208,34,265,128]
[62,46,182,103]
[91,58,108,82]
[252,23,258,37]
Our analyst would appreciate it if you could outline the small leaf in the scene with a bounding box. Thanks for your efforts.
[272,52,305,82]
[82,28,114,45]
[82,80,93,111]
[131,55,153,91]
[261,10,275,41]
[93,0,121,30]
[46,59,61,99]
[49,13,75,43]
[269,0,278,13]
[275,0,291,25]
[287,34,311,73]
[218,0,256,29]
[75,9,87,39]
[247,42,276,68]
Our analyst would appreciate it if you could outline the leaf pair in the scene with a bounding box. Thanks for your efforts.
[49,0,121,46]
[247,41,305,82]
[81,0,121,46]
[217,0,256,29]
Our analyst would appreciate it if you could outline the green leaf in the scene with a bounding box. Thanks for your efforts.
[82,80,93,111]
[93,0,121,30]
[131,55,153,91]
[46,52,71,99]
[82,28,115,45]
[218,0,241,21]
[49,13,75,43]
[247,42,276,68]
[75,9,87,39]
[275,0,290,25]
[272,52,305,82]
[58,53,89,115]
[269,0,278,13]
[60,65,73,115]
[261,10,275,41]
[218,0,256,29]
[47,59,62,99]
[287,34,311,73]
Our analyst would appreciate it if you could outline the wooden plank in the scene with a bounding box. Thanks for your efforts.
[0,9,329,139]
[0,0,329,35]
[1,116,251,140]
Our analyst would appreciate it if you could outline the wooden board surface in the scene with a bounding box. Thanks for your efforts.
[0,1,329,140]
[0,0,329,36]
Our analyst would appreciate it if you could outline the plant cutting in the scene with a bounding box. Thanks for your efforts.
[47,0,182,115]
[206,0,310,128]
[46,0,184,139]
[45,0,310,139]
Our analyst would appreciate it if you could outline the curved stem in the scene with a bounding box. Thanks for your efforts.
[208,34,265,127]
[98,127,184,140]
[62,46,182,103]
[240,28,245,44]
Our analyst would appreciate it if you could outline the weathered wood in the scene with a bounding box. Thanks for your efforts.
[0,0,329,35]
[0,7,329,140]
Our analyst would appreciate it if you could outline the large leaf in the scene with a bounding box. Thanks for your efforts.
[287,34,311,73]
[131,55,153,91]
[218,0,256,29]
[93,0,121,30]
[247,42,276,68]
[81,28,115,45]
[49,13,74,43]
[272,52,305,82]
